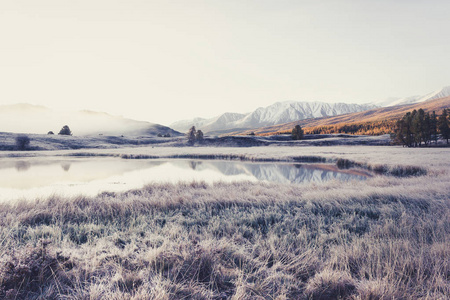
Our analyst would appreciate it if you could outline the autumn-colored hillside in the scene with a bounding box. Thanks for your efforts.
[230,96,450,136]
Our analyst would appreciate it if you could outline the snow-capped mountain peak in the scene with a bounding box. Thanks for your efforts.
[171,101,376,134]
[417,85,450,103]
[375,85,450,107]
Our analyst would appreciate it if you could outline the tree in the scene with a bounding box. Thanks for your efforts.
[47,131,54,135]
[393,108,450,147]
[438,109,450,144]
[291,125,304,140]
[58,125,72,136]
[392,110,417,147]
[430,111,438,144]
[392,119,405,146]
[15,135,30,150]
[196,130,204,142]
[411,109,424,146]
[187,126,196,144]
[422,112,431,146]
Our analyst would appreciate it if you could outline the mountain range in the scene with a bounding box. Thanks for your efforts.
[227,96,450,136]
[2,85,449,137]
[0,104,181,136]
[171,85,450,135]
[171,102,377,134]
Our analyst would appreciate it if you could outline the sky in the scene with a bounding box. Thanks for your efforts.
[1,0,449,126]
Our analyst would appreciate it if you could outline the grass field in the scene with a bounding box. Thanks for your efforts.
[0,146,449,299]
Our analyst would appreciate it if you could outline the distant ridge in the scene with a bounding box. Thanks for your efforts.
[374,85,450,107]
[0,104,181,136]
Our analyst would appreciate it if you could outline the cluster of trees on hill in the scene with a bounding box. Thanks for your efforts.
[157,133,171,137]
[392,109,449,147]
[187,126,204,144]
[47,125,72,136]
[306,120,396,136]
[13,125,73,151]
[274,120,396,136]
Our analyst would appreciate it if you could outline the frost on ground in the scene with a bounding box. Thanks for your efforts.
[0,131,393,151]
[0,146,449,299]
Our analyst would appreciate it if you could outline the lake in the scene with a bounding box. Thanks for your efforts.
[0,157,371,201]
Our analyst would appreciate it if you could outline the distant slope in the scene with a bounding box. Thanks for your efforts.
[0,104,181,136]
[374,85,450,107]
[171,112,247,134]
[171,101,376,134]
[228,96,450,136]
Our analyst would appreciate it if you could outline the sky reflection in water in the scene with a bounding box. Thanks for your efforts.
[0,158,370,201]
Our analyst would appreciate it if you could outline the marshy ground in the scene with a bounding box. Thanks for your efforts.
[0,146,449,299]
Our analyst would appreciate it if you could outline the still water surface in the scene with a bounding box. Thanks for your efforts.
[0,157,370,201]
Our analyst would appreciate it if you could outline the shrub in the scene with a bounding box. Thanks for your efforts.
[336,158,354,169]
[15,135,30,150]
[196,130,204,142]
[58,125,72,136]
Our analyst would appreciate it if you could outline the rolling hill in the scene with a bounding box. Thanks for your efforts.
[0,104,181,136]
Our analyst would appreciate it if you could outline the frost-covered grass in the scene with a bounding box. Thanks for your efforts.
[0,146,449,299]
[0,132,393,152]
[0,132,177,151]
[0,174,449,299]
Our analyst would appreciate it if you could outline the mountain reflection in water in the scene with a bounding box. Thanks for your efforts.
[0,158,371,201]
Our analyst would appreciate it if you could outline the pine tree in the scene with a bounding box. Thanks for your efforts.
[423,112,431,146]
[438,109,450,144]
[196,130,204,142]
[291,125,304,140]
[58,125,72,136]
[430,111,438,144]
[411,109,424,146]
[404,112,414,147]
[187,126,197,144]
[393,119,406,146]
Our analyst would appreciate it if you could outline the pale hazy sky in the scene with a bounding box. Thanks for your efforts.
[1,0,449,126]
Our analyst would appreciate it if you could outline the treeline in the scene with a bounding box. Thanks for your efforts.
[304,120,396,135]
[392,109,449,147]
[262,120,395,137]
